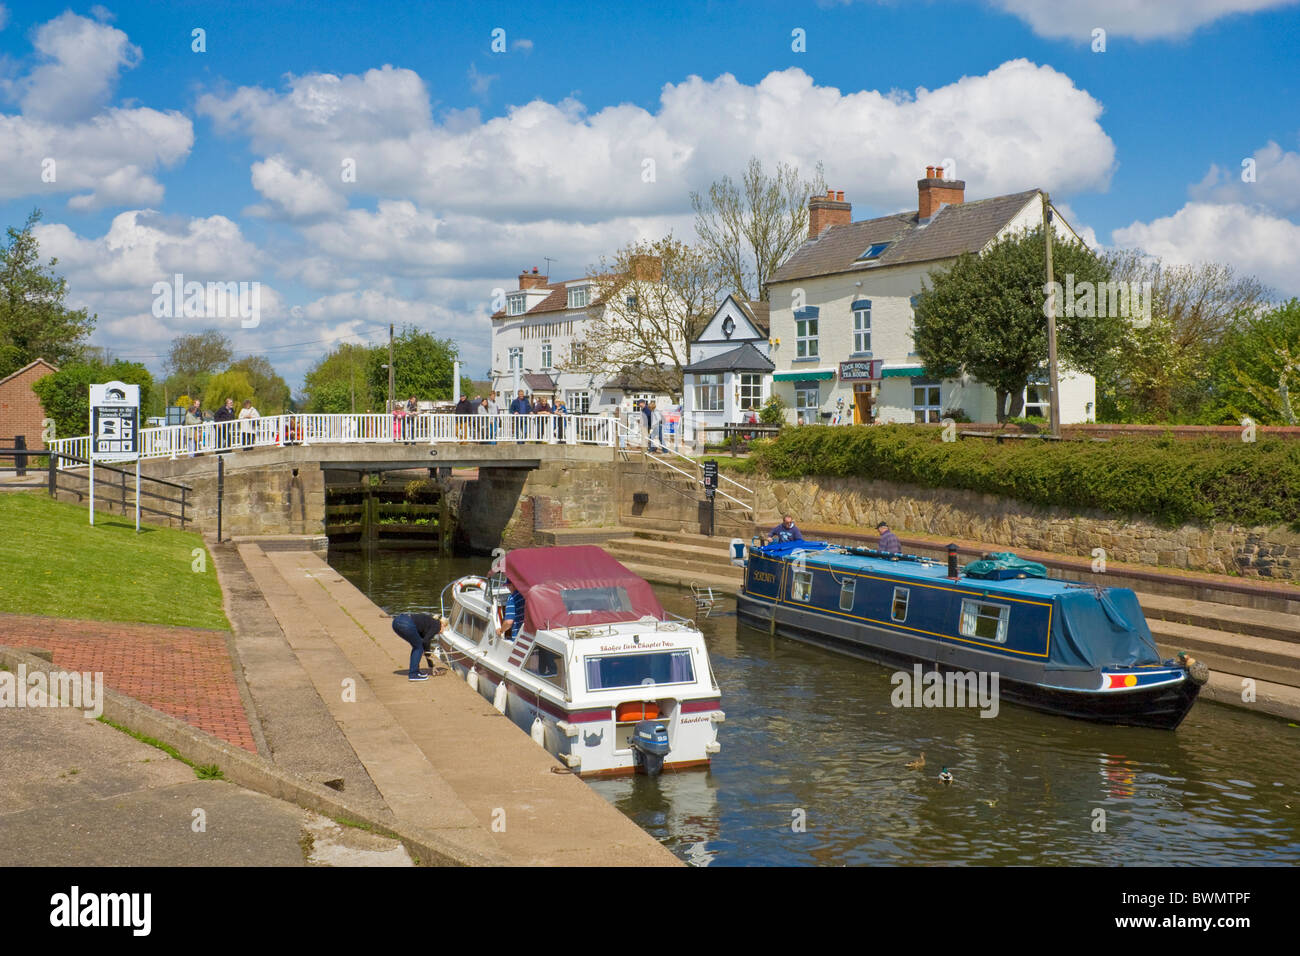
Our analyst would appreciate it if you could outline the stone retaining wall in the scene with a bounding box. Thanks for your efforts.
[755,474,1300,581]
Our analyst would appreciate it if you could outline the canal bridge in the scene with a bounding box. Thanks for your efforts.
[48,413,757,545]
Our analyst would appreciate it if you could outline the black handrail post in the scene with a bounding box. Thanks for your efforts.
[181,486,188,528]
[14,435,26,476]
[47,451,57,497]
[216,455,224,542]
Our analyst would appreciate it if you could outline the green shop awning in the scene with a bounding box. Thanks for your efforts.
[774,369,835,381]
[881,365,925,378]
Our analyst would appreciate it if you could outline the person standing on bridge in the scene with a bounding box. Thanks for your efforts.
[214,398,235,449]
[509,389,531,443]
[238,399,260,450]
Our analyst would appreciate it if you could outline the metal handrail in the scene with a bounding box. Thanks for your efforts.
[614,419,753,513]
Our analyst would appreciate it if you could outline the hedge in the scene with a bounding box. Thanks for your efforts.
[746,426,1300,528]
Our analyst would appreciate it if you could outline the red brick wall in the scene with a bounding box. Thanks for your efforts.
[0,363,56,450]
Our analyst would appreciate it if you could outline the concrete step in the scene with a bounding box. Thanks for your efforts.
[629,528,758,547]
[604,547,744,586]
[1154,642,1300,690]
[617,514,757,536]
[1137,591,1299,645]
[617,559,743,594]
[607,536,740,564]
[1146,617,1300,672]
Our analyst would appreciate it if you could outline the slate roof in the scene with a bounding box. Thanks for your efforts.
[491,278,601,319]
[522,373,558,390]
[768,189,1042,285]
[738,300,770,337]
[682,343,775,374]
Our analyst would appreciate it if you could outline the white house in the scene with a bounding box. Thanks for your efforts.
[766,171,1097,426]
[490,265,680,413]
[682,295,773,434]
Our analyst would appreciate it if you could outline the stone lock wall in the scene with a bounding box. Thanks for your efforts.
[755,474,1300,581]
[458,460,618,552]
[180,461,326,536]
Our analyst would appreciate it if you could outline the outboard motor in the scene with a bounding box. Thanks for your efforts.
[630,719,671,776]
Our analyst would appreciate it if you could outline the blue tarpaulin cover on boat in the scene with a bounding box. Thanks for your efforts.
[1051,587,1161,669]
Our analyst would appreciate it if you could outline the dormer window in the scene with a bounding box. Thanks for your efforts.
[857,242,890,262]
[507,294,525,316]
[568,285,590,309]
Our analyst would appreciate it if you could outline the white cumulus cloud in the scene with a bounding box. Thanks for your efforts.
[1112,201,1300,297]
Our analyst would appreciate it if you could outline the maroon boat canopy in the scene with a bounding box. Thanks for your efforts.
[504,546,666,632]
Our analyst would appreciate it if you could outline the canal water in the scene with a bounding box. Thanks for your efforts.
[329,549,1300,866]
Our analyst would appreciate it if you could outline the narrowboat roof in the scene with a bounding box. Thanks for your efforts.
[759,541,1085,599]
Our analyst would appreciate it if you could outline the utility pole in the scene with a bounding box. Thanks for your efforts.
[1042,192,1061,438]
[387,322,395,412]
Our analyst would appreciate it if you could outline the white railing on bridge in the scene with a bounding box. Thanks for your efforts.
[49,411,756,515]
[49,413,626,464]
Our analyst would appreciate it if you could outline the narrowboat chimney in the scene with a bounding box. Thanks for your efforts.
[947,544,959,579]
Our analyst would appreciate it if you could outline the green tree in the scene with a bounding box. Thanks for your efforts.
[365,327,469,409]
[202,370,255,411]
[691,157,826,302]
[301,342,379,413]
[163,330,232,400]
[1095,253,1271,422]
[912,225,1120,421]
[32,360,154,444]
[0,210,96,377]
[226,355,291,414]
[1205,299,1300,424]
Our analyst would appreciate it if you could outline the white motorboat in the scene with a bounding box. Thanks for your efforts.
[436,545,724,776]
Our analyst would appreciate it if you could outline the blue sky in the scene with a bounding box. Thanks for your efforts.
[2,0,1298,390]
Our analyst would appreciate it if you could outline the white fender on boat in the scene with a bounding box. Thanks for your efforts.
[493,678,508,713]
[466,666,478,693]
[530,716,545,746]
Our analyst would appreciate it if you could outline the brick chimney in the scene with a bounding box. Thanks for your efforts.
[808,188,851,238]
[917,166,965,220]
[628,254,662,282]
[518,266,547,290]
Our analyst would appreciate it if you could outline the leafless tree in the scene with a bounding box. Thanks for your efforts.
[561,235,726,396]
[691,157,825,302]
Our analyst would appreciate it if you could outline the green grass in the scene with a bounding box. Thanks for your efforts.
[0,492,229,629]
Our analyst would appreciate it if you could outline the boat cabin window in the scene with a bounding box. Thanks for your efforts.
[584,650,694,691]
[892,587,909,623]
[452,606,488,643]
[839,578,856,611]
[959,599,1009,643]
[791,570,813,602]
[525,646,566,690]
[561,586,635,614]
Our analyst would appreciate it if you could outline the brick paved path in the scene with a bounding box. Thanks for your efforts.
[0,613,256,752]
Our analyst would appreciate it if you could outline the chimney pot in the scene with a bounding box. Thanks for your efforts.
[917,170,966,220]
[807,187,852,238]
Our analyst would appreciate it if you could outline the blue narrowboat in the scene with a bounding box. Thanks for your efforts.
[735,540,1206,729]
